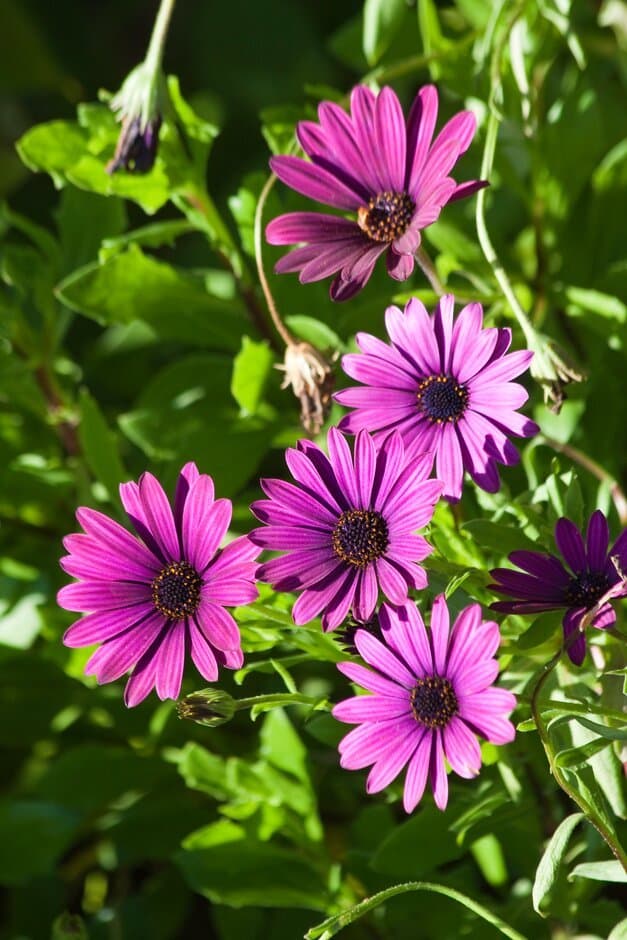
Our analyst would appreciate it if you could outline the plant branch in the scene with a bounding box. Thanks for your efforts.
[253,172,296,348]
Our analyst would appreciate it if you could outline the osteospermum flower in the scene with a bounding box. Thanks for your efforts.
[58,463,259,706]
[334,596,515,811]
[489,510,627,665]
[250,428,443,630]
[335,294,539,500]
[266,84,486,300]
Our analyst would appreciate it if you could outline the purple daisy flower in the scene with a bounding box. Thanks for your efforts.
[489,510,627,665]
[266,84,486,301]
[58,462,259,706]
[333,596,516,811]
[250,428,443,631]
[335,294,539,501]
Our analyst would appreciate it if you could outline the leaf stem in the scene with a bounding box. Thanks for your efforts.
[253,172,296,348]
[235,692,330,712]
[144,0,177,75]
[415,246,445,296]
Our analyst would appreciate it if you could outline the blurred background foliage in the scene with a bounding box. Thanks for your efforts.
[0,0,626,937]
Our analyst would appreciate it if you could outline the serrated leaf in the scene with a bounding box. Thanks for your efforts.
[532,813,584,914]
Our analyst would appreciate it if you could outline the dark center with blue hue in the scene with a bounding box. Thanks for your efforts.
[417,374,469,423]
[332,510,389,568]
[564,571,609,609]
[152,561,201,619]
[410,676,459,728]
[358,190,415,243]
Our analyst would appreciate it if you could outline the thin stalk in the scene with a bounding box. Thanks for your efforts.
[235,692,330,712]
[415,246,445,296]
[144,0,177,74]
[253,172,296,347]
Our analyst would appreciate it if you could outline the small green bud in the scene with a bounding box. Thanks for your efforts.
[177,689,236,727]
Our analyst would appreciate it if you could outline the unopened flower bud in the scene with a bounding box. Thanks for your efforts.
[177,689,236,727]
[278,341,335,435]
[106,58,168,175]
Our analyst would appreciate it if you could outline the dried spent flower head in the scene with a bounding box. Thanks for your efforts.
[177,688,236,727]
[278,341,335,435]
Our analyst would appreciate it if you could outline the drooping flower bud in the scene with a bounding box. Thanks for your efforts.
[177,689,237,727]
[106,61,168,175]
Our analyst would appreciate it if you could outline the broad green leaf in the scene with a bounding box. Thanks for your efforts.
[285,315,344,352]
[56,245,250,351]
[305,880,527,940]
[231,336,274,415]
[569,860,627,883]
[554,737,612,770]
[470,834,508,887]
[516,612,561,651]
[78,389,127,503]
[0,800,79,884]
[565,286,626,323]
[462,519,539,556]
[532,813,583,914]
[372,804,464,877]
[260,709,309,784]
[363,0,407,65]
[99,219,196,261]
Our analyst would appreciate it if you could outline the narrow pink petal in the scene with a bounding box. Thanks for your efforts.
[374,87,406,192]
[458,687,517,744]
[75,506,160,572]
[270,154,363,210]
[300,239,370,284]
[285,446,343,515]
[206,535,259,579]
[267,211,361,245]
[471,348,534,386]
[430,731,449,810]
[292,566,347,624]
[173,462,202,532]
[354,630,415,687]
[435,425,464,501]
[63,604,153,648]
[386,249,415,281]
[333,693,409,723]
[57,580,150,613]
[376,557,410,605]
[202,577,259,607]
[406,85,439,191]
[350,85,388,192]
[337,660,409,698]
[154,619,186,700]
[355,430,376,507]
[321,569,359,630]
[367,724,421,793]
[353,565,379,623]
[555,518,587,573]
[586,510,609,571]
[379,601,433,676]
[403,729,431,812]
[183,488,231,573]
[339,716,413,769]
[119,481,164,560]
[327,427,360,507]
[189,623,219,681]
[124,642,160,707]
[138,472,181,562]
[195,598,241,651]
[84,612,165,683]
[443,716,481,779]
[430,594,450,675]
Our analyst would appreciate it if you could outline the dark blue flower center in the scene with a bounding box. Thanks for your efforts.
[417,374,469,423]
[410,676,459,728]
[564,571,609,609]
[151,561,201,619]
[332,509,389,568]
[357,190,415,243]
[336,611,382,654]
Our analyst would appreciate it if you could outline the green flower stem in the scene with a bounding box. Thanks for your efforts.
[530,643,627,871]
[415,245,445,296]
[253,171,296,348]
[144,0,177,75]
[235,692,331,712]
[539,435,627,526]
[306,880,528,940]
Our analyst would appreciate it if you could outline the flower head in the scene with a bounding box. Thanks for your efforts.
[334,596,515,811]
[106,61,168,174]
[266,84,486,301]
[278,341,335,435]
[58,462,259,706]
[489,510,627,665]
[250,428,442,631]
[335,294,539,500]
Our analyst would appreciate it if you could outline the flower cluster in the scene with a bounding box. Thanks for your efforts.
[57,82,624,816]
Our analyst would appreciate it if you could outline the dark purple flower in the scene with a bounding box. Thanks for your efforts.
[106,115,162,174]
[58,462,259,706]
[250,428,443,631]
[489,510,627,665]
[335,294,539,500]
[266,84,486,301]
[334,596,516,811]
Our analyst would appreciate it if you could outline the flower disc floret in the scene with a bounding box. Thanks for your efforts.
[489,510,627,665]
[333,596,516,812]
[152,561,201,619]
[332,510,389,567]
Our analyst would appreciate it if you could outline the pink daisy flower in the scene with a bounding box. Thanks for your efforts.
[58,462,259,706]
[250,428,442,631]
[333,596,516,811]
[335,294,539,500]
[266,84,486,300]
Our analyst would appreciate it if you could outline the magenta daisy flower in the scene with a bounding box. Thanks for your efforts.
[489,510,627,665]
[266,84,486,301]
[250,428,443,631]
[333,596,516,811]
[335,294,539,500]
[58,462,259,706]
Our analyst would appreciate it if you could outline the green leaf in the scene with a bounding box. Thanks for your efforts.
[565,286,626,323]
[462,519,539,556]
[0,800,79,884]
[284,315,344,351]
[231,336,274,415]
[608,917,627,940]
[362,0,407,65]
[572,716,627,742]
[99,219,196,262]
[305,881,527,940]
[260,709,309,784]
[569,860,627,883]
[371,805,464,877]
[532,813,583,914]
[78,389,127,503]
[516,612,561,651]
[554,737,612,770]
[118,354,273,496]
[56,245,250,351]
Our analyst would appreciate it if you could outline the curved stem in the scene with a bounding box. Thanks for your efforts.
[253,172,296,347]
[530,641,627,870]
[415,246,445,296]
[144,0,177,73]
[540,436,627,526]
[235,692,330,712]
